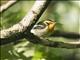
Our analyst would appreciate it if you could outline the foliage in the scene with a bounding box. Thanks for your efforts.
[0,1,80,60]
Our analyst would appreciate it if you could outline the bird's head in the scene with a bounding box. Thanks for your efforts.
[43,19,56,32]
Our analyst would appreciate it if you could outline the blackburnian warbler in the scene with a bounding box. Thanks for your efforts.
[31,19,56,37]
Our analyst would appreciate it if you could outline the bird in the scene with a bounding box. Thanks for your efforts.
[31,19,56,38]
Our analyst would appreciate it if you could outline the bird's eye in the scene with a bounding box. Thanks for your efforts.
[46,22,49,25]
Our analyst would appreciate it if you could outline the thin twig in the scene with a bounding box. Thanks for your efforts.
[0,0,17,13]
[50,30,80,39]
[25,33,80,48]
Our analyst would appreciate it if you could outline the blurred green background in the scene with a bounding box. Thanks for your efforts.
[0,0,80,60]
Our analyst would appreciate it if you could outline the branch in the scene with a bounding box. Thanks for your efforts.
[0,0,17,13]
[0,0,51,45]
[50,30,80,39]
[0,0,80,48]
[25,33,80,49]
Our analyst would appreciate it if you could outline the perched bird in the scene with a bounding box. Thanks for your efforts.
[31,19,56,37]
